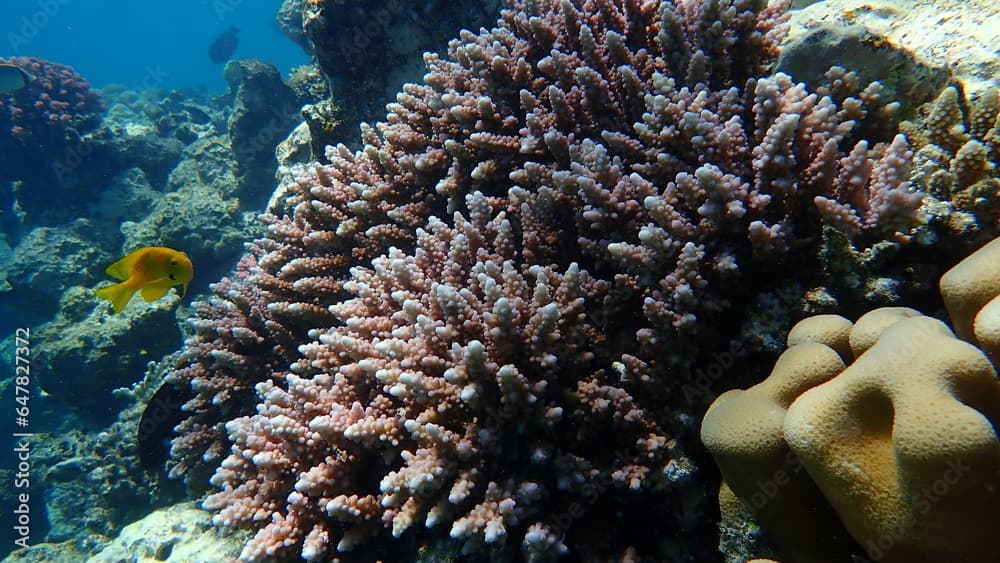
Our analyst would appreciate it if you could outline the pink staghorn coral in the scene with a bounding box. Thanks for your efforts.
[169,0,922,559]
[813,133,922,239]
[204,195,685,559]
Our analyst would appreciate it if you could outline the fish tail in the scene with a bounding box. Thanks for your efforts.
[94,282,137,314]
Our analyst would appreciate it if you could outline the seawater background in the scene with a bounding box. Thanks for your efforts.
[2,0,309,90]
[0,0,311,333]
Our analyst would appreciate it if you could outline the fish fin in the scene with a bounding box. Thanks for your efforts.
[94,282,136,314]
[105,251,142,280]
[141,285,171,302]
[181,282,188,298]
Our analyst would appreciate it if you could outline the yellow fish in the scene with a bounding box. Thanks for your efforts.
[94,247,193,313]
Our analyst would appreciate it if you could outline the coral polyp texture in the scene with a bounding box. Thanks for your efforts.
[168,0,926,560]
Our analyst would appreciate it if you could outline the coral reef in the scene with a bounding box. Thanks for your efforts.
[4,82,262,283]
[702,236,1000,563]
[32,286,183,416]
[0,85,271,563]
[0,26,355,563]
[1,87,261,358]
[0,356,187,562]
[286,64,331,107]
[0,83,213,241]
[1,108,264,424]
[804,85,999,325]
[4,219,115,313]
[121,133,261,263]
[167,0,934,560]
[84,121,185,194]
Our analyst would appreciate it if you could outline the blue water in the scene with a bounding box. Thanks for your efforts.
[2,0,309,91]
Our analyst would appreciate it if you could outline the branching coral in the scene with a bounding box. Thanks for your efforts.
[902,86,1000,227]
[0,56,106,223]
[169,0,925,560]
[204,192,686,560]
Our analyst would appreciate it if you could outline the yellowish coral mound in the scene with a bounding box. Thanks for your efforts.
[701,342,855,563]
[703,236,1000,563]
[786,314,1000,562]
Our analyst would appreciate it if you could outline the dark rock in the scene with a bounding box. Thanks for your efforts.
[32,286,183,421]
[301,99,341,163]
[302,0,504,148]
[223,59,300,208]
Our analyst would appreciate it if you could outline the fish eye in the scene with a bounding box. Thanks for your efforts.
[169,273,177,280]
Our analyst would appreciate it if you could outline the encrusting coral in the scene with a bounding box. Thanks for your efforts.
[168,0,929,560]
[702,236,1000,563]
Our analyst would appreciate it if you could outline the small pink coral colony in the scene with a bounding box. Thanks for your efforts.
[167,0,924,560]
[0,55,103,147]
